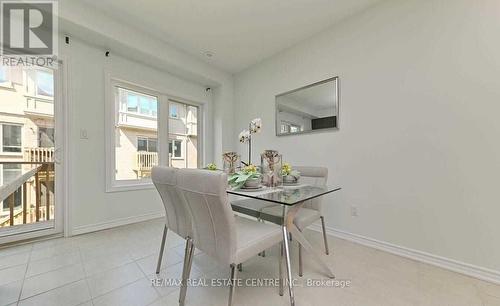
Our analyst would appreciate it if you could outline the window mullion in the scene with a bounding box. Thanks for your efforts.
[158,96,169,167]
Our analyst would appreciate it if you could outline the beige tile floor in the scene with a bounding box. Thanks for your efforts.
[1,218,499,306]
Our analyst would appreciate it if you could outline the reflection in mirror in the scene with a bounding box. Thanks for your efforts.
[276,77,339,136]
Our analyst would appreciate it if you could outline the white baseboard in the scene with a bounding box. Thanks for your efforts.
[72,212,164,236]
[309,223,500,285]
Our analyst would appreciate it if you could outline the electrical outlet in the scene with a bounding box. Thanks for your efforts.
[350,206,359,217]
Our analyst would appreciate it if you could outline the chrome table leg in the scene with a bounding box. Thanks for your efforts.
[320,216,330,255]
[298,242,303,277]
[282,225,295,306]
[279,242,284,296]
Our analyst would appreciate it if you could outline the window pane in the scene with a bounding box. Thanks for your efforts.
[115,87,158,181]
[151,100,158,117]
[139,96,151,115]
[2,164,21,184]
[38,127,55,148]
[36,70,54,97]
[148,139,157,152]
[168,101,198,169]
[170,104,178,118]
[2,165,22,208]
[174,140,182,158]
[137,138,147,151]
[127,94,138,112]
[2,125,22,152]
[0,67,7,82]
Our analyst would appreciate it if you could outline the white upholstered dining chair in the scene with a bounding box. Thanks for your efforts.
[238,166,330,277]
[151,167,193,274]
[175,168,285,306]
[291,166,330,276]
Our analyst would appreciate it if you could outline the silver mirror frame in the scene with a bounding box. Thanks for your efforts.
[275,76,340,137]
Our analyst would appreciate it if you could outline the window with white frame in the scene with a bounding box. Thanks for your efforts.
[1,124,22,153]
[169,103,179,119]
[137,137,157,152]
[107,78,203,192]
[35,70,54,97]
[120,88,158,117]
[169,139,182,159]
[113,86,159,183]
[24,68,55,98]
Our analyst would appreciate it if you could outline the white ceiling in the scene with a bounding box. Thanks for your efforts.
[80,0,382,73]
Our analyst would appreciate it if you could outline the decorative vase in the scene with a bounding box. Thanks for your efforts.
[222,152,240,174]
[260,150,282,187]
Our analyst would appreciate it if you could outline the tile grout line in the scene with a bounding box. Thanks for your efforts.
[24,250,81,279]
[16,245,87,303]
[87,250,148,303]
[16,243,33,306]
[77,245,94,306]
[17,278,85,304]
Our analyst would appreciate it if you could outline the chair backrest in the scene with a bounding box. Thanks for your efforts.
[176,169,237,265]
[152,166,192,239]
[294,166,328,212]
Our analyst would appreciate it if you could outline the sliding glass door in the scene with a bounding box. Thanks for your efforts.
[0,64,64,243]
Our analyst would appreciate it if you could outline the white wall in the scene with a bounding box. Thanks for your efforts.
[60,0,234,168]
[61,37,213,232]
[58,1,235,234]
[234,0,500,273]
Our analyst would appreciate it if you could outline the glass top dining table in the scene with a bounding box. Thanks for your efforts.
[228,184,341,225]
[228,184,341,206]
[227,184,341,306]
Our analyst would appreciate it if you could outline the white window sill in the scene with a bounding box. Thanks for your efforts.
[0,152,23,157]
[106,180,155,193]
[119,111,157,120]
[23,94,54,102]
[0,82,14,89]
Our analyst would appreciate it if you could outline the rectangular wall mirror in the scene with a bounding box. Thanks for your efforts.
[276,77,339,136]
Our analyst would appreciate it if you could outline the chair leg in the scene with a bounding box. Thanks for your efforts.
[258,218,266,257]
[282,226,295,306]
[179,238,194,306]
[228,264,238,306]
[279,242,284,296]
[156,225,168,274]
[320,216,330,255]
[298,242,303,277]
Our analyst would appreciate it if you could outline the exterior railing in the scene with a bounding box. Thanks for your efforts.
[135,152,173,178]
[136,152,158,171]
[0,162,54,228]
[24,147,54,163]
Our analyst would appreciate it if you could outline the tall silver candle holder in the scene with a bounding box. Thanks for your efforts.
[261,150,282,187]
